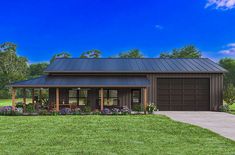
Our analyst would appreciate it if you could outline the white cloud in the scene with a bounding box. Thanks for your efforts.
[219,43,235,55]
[205,0,235,10]
[227,43,235,47]
[155,25,164,30]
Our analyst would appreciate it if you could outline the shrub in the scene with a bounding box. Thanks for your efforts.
[15,107,23,113]
[26,103,35,113]
[132,104,142,112]
[71,108,81,115]
[146,103,156,114]
[60,108,71,115]
[219,104,230,112]
[111,108,121,115]
[72,111,81,115]
[39,109,49,115]
[92,109,101,115]
[82,106,91,113]
[16,102,23,108]
[224,83,235,105]
[121,106,130,115]
[102,108,111,115]
[0,106,22,116]
[51,111,59,116]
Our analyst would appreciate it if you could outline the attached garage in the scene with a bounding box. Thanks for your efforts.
[157,78,210,111]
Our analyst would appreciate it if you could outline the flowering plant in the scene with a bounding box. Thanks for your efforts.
[146,103,156,114]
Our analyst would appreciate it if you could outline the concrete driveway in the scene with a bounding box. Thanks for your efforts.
[155,111,235,141]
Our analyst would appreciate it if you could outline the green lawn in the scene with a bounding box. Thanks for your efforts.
[0,98,31,106]
[229,104,235,114]
[0,115,235,155]
[230,104,235,110]
[0,99,12,106]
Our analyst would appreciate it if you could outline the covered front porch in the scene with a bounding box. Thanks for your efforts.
[11,76,150,114]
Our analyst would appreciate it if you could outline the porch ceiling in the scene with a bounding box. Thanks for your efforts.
[11,75,150,88]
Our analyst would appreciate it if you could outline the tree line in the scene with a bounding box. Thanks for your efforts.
[0,42,235,104]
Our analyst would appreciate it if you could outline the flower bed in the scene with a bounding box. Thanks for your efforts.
[0,104,157,116]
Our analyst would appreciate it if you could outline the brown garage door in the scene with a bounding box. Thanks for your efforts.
[157,78,210,111]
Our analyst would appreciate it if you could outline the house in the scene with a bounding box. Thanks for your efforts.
[11,58,227,112]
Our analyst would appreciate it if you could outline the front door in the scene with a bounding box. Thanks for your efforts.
[131,89,141,111]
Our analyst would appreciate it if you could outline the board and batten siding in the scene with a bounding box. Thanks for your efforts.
[146,73,224,111]
[48,73,223,111]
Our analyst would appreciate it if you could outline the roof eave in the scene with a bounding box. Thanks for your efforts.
[44,71,227,74]
[11,85,150,88]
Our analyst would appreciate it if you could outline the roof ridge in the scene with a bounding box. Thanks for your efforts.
[55,58,209,60]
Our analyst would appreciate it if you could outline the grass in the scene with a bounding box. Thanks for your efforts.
[0,98,31,106]
[229,104,235,114]
[0,115,235,155]
[229,104,235,110]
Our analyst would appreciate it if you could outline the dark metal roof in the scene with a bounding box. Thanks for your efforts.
[44,58,227,73]
[11,76,150,88]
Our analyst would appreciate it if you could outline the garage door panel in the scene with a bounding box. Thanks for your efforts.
[197,89,209,94]
[183,89,195,94]
[157,78,210,111]
[158,105,170,111]
[171,95,182,100]
[197,106,209,111]
[170,105,183,111]
[197,85,209,89]
[171,79,183,89]
[158,95,170,100]
[197,95,208,100]
[182,106,195,111]
[157,89,170,94]
[184,95,196,100]
[196,79,209,84]
[157,100,170,105]
[184,85,196,89]
[196,102,208,105]
[171,89,183,95]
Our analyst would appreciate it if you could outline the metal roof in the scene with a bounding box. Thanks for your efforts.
[44,58,227,73]
[11,76,150,88]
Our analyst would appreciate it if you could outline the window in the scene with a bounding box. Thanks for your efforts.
[78,90,88,105]
[69,89,88,105]
[132,89,141,104]
[99,89,118,106]
[69,89,77,104]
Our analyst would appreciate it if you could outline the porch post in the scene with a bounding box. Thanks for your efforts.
[12,88,16,111]
[56,88,60,112]
[143,87,147,114]
[23,88,26,112]
[100,88,104,111]
[39,88,42,103]
[32,88,34,104]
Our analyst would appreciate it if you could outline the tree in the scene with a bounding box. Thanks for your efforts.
[50,52,71,63]
[0,42,28,98]
[160,45,201,58]
[224,83,235,105]
[219,58,235,87]
[118,49,144,58]
[80,49,101,58]
[29,63,49,78]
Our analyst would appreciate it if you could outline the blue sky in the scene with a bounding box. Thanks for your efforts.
[0,0,235,63]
